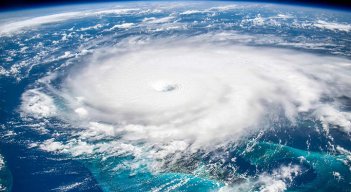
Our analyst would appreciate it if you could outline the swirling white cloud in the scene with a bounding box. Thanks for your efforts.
[33,36,350,151]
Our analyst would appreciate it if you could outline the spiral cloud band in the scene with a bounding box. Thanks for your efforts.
[7,3,351,191]
[58,38,351,150]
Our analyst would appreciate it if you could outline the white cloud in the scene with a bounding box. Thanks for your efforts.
[58,51,74,59]
[6,2,351,190]
[142,16,175,24]
[0,8,140,35]
[0,12,82,35]
[0,154,4,170]
[94,8,140,15]
[74,107,88,118]
[272,14,293,19]
[57,36,351,153]
[52,181,85,192]
[79,24,103,31]
[109,23,135,30]
[219,165,301,192]
[39,139,65,152]
[315,105,351,133]
[258,165,301,192]
[314,20,351,32]
[208,5,238,11]
[252,14,265,26]
[180,10,206,15]
[20,89,57,118]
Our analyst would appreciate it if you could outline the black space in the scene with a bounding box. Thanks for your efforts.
[0,0,351,11]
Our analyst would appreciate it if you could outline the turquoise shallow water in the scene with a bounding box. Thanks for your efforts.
[74,140,351,191]
[242,142,351,191]
[0,2,351,191]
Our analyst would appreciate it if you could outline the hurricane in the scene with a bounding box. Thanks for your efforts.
[1,2,351,192]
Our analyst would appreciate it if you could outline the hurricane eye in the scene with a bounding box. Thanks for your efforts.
[150,81,178,92]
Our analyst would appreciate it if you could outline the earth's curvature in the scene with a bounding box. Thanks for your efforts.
[1,1,351,192]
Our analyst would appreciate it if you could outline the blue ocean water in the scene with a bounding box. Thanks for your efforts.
[0,2,351,191]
